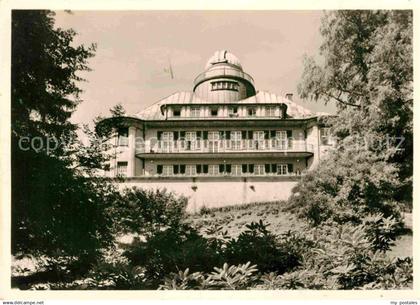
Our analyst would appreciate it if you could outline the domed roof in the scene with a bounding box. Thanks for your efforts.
[205,50,242,70]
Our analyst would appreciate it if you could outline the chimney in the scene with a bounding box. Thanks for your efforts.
[285,93,293,101]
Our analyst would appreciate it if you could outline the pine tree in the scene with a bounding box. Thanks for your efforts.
[11,10,114,265]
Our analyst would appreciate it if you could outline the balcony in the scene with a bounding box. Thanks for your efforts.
[136,139,313,155]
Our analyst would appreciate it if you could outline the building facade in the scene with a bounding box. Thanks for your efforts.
[99,50,333,211]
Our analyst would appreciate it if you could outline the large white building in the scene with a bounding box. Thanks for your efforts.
[99,50,333,211]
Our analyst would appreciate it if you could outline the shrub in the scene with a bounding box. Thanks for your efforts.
[159,262,258,290]
[271,223,412,290]
[362,213,402,252]
[123,223,222,288]
[110,187,188,236]
[223,220,303,274]
[286,148,403,227]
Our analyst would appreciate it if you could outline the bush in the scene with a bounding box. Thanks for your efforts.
[223,220,307,274]
[362,213,402,252]
[286,148,403,227]
[159,262,258,290]
[110,187,188,236]
[123,223,223,288]
[123,219,313,288]
[254,223,413,290]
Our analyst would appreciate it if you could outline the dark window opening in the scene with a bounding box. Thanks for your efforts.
[173,109,181,117]
[247,107,256,117]
[173,164,186,175]
[196,164,209,174]
[219,164,231,174]
[242,164,255,174]
[118,127,129,146]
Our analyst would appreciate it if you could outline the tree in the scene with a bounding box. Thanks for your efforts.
[110,103,127,117]
[12,10,96,146]
[11,10,113,266]
[298,10,413,204]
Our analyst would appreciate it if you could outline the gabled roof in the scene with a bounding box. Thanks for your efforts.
[134,91,314,120]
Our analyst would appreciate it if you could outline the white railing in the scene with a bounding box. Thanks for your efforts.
[136,139,313,154]
[133,171,307,178]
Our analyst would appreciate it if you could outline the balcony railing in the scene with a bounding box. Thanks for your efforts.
[136,139,313,154]
[139,172,305,178]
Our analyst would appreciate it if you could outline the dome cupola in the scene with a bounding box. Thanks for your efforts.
[193,50,256,103]
[204,50,243,71]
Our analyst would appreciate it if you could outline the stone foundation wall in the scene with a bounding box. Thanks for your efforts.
[118,176,301,213]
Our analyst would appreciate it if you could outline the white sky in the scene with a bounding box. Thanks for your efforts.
[54,10,337,126]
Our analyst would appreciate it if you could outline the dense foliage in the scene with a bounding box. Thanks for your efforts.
[288,10,412,227]
[298,10,412,205]
[11,10,113,271]
[286,146,403,226]
[56,216,410,290]
[110,188,188,236]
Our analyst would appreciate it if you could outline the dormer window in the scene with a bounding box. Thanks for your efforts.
[265,106,276,117]
[228,106,238,117]
[247,107,256,117]
[173,108,181,117]
[190,106,201,118]
[211,81,239,91]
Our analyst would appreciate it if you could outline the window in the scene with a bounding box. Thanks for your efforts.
[210,108,218,117]
[287,164,294,174]
[219,130,231,140]
[276,130,288,149]
[241,130,254,140]
[118,127,129,146]
[190,107,201,118]
[196,164,209,175]
[163,165,173,176]
[173,108,181,117]
[173,164,186,175]
[117,161,128,176]
[211,81,239,91]
[247,107,256,117]
[254,131,264,140]
[320,127,332,145]
[228,106,239,117]
[284,130,293,149]
[208,131,219,141]
[219,164,232,175]
[158,131,174,152]
[232,164,241,176]
[161,131,173,141]
[277,164,288,175]
[231,131,241,150]
[265,106,276,117]
[185,131,196,150]
[209,164,219,175]
[157,165,163,175]
[255,164,265,175]
[265,163,278,175]
[242,164,255,174]
[186,165,196,176]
